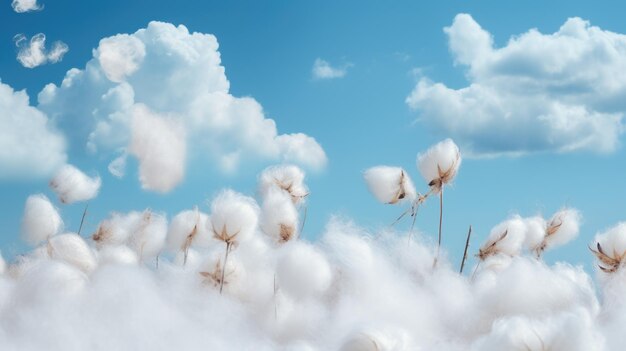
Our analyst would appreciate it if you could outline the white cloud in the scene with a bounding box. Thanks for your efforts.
[0,80,66,179]
[14,34,69,68]
[11,0,41,13]
[312,58,349,79]
[406,14,626,157]
[38,21,327,192]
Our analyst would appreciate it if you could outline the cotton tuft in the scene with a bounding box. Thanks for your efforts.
[21,194,63,246]
[417,138,461,190]
[363,166,417,204]
[49,164,101,204]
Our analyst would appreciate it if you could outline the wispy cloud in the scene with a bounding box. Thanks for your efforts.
[14,34,68,68]
[11,0,42,13]
[312,58,350,79]
[407,14,626,157]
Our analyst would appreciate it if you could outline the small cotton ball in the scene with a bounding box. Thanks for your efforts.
[276,241,332,299]
[210,189,259,244]
[363,166,417,204]
[97,245,139,266]
[48,233,98,274]
[544,208,581,249]
[592,222,626,274]
[198,249,246,294]
[479,216,526,260]
[49,164,101,204]
[167,208,212,253]
[92,211,142,247]
[417,138,461,190]
[260,188,299,244]
[128,210,167,259]
[523,215,547,252]
[259,165,309,204]
[21,194,63,246]
[16,260,87,302]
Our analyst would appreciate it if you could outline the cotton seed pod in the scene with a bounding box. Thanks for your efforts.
[48,233,98,274]
[259,164,309,204]
[260,188,299,243]
[417,138,461,192]
[49,164,101,204]
[210,189,259,244]
[478,216,526,260]
[363,166,417,204]
[21,194,63,246]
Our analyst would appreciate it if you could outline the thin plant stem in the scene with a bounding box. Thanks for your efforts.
[460,225,472,274]
[407,206,418,245]
[300,205,308,234]
[77,203,89,236]
[220,242,231,294]
[156,255,160,270]
[470,261,482,281]
[433,187,444,268]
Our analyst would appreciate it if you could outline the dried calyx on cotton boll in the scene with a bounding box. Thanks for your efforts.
[21,194,63,246]
[47,233,97,274]
[167,207,211,264]
[49,164,101,204]
[417,138,461,193]
[478,216,526,262]
[532,208,581,257]
[198,249,246,294]
[590,222,626,273]
[92,211,142,247]
[260,188,299,244]
[363,166,417,205]
[259,165,309,205]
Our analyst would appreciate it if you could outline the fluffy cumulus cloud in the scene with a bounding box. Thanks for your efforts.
[0,81,66,179]
[38,21,327,192]
[14,34,69,68]
[11,0,41,13]
[406,14,626,157]
[312,58,349,79]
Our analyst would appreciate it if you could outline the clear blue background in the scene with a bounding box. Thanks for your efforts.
[1,0,625,272]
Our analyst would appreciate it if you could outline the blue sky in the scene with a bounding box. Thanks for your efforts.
[1,0,626,271]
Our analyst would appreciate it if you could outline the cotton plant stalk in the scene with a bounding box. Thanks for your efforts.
[417,139,461,266]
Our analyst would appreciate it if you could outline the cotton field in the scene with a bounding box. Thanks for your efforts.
[1,139,625,351]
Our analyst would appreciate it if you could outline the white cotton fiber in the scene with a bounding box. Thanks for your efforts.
[198,250,246,295]
[49,164,101,204]
[259,165,308,204]
[167,208,212,252]
[416,138,461,188]
[260,188,299,243]
[97,245,139,266]
[363,166,417,204]
[21,194,63,246]
[210,189,259,244]
[92,211,142,247]
[0,252,5,275]
[276,241,332,299]
[523,215,547,251]
[127,211,167,259]
[543,208,581,249]
[48,233,97,274]
[479,216,526,259]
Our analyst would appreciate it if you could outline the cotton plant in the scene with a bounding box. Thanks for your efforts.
[475,216,527,275]
[530,208,581,258]
[259,165,309,205]
[21,194,63,246]
[166,207,212,265]
[259,188,300,244]
[590,222,626,274]
[207,189,259,293]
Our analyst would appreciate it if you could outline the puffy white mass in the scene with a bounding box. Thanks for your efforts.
[0,81,66,179]
[129,104,186,192]
[14,33,68,68]
[258,164,309,204]
[37,21,327,192]
[541,208,582,251]
[166,208,212,252]
[312,58,349,79]
[127,211,167,260]
[209,189,259,244]
[417,138,461,189]
[406,14,625,157]
[47,233,97,274]
[11,0,41,12]
[363,166,417,204]
[49,164,101,204]
[592,222,626,274]
[21,194,63,246]
[276,241,332,299]
[479,215,527,260]
[260,188,299,243]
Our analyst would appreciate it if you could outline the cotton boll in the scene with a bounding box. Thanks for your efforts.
[259,165,309,204]
[49,164,101,204]
[167,208,212,254]
[174,248,203,269]
[260,189,300,243]
[48,233,97,274]
[209,189,259,244]
[276,241,332,299]
[92,211,143,247]
[478,216,526,260]
[591,222,626,274]
[523,215,547,252]
[97,245,139,266]
[416,138,461,191]
[363,166,417,204]
[128,210,167,259]
[340,328,412,351]
[21,194,63,246]
[542,208,581,249]
[14,260,87,304]
[198,250,246,295]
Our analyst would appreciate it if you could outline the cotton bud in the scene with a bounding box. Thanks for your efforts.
[49,164,101,204]
[48,233,97,274]
[591,222,626,273]
[363,166,417,204]
[417,138,461,192]
[21,194,63,246]
[478,216,526,260]
[260,188,299,243]
[259,165,309,204]
[210,189,259,245]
